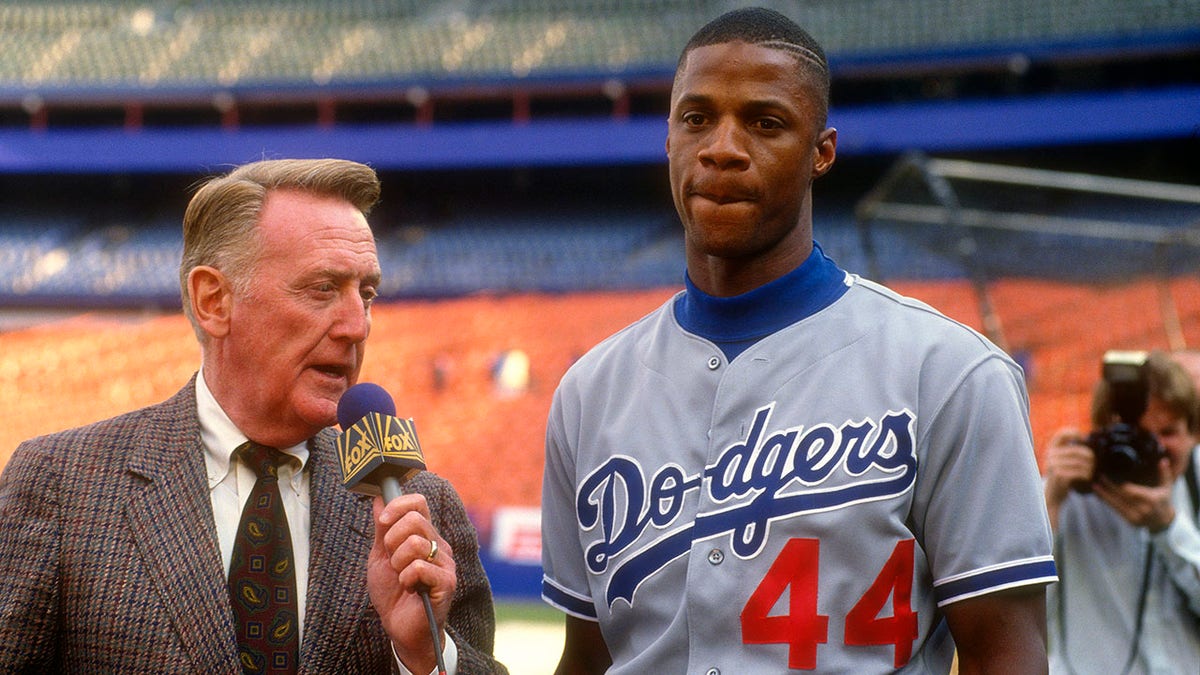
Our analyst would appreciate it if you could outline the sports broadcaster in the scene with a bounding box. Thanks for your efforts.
[0,158,507,674]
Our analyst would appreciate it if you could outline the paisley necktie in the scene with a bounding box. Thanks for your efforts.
[228,442,299,674]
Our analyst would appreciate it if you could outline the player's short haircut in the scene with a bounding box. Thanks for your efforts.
[676,7,831,127]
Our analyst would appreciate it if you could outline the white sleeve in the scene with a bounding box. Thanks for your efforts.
[540,389,599,620]
[914,352,1058,605]
[392,635,458,675]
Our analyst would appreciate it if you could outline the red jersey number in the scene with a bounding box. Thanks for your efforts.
[740,537,917,670]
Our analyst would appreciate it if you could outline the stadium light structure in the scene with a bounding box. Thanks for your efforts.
[855,152,1200,351]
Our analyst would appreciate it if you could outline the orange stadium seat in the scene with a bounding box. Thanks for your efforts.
[3,279,1198,513]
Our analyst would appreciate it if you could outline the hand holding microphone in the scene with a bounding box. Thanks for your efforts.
[336,383,450,675]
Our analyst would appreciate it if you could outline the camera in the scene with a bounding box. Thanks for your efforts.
[1080,351,1165,488]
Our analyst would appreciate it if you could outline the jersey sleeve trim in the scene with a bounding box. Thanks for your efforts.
[933,556,1058,607]
[542,576,599,621]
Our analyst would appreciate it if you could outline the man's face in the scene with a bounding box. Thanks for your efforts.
[220,189,380,446]
[666,41,834,288]
[1141,396,1195,480]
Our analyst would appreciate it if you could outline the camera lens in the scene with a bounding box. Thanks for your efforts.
[1088,422,1163,486]
[1101,442,1141,474]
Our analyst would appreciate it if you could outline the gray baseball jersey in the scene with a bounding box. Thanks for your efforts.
[542,273,1057,674]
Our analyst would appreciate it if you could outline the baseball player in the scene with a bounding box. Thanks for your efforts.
[540,8,1057,674]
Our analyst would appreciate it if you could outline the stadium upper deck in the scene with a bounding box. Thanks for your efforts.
[1,1,1196,91]
[0,1,1197,307]
[0,0,1196,171]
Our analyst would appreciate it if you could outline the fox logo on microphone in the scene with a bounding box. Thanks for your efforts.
[337,412,426,496]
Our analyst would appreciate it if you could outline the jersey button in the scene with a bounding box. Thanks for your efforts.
[706,669,720,675]
[707,356,720,370]
[707,548,724,565]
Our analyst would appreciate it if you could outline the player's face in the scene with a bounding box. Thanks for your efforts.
[218,189,380,446]
[1140,396,1195,480]
[667,41,836,295]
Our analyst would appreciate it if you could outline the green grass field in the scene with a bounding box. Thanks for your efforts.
[496,599,561,623]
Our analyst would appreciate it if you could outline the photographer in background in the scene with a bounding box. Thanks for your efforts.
[1044,350,1200,674]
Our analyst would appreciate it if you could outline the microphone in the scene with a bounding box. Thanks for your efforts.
[336,382,427,501]
[335,382,447,675]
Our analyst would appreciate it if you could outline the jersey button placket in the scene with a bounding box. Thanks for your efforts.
[701,354,727,675]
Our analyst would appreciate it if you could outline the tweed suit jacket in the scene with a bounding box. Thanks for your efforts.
[0,378,506,674]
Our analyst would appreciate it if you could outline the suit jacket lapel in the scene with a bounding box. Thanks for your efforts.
[299,428,377,672]
[124,379,241,674]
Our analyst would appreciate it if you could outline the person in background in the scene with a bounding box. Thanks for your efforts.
[1044,350,1200,674]
[1172,348,1200,390]
[539,7,1055,674]
[0,158,507,674]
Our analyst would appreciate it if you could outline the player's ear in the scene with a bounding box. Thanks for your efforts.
[189,265,233,339]
[812,127,837,179]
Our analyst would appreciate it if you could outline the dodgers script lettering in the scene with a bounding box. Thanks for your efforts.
[575,402,919,608]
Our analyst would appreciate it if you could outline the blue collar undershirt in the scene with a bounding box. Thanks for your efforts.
[674,242,850,361]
